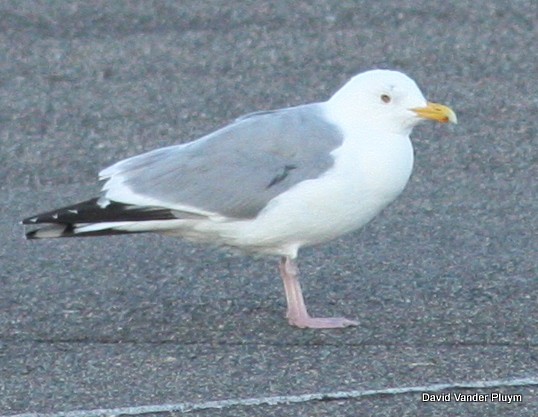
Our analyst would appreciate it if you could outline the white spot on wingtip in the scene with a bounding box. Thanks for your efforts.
[98,197,111,208]
[68,209,78,214]
[28,217,38,223]
[52,213,58,219]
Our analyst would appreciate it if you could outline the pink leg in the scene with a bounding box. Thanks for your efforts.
[278,256,358,329]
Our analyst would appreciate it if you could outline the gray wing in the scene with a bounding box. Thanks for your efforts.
[100,103,343,219]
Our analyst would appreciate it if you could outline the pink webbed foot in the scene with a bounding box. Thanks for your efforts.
[287,313,359,329]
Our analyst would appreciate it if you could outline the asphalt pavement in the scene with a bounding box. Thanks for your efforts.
[1,1,537,416]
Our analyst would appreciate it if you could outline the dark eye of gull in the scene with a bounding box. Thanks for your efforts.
[381,94,391,103]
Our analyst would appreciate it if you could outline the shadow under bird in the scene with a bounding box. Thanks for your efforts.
[22,69,457,329]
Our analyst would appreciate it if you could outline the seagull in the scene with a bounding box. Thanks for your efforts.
[22,70,457,329]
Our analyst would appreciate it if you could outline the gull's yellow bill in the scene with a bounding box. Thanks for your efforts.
[412,102,457,124]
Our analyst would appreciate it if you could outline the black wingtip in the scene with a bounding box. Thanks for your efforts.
[22,197,178,225]
[22,216,39,225]
[23,223,73,239]
[25,230,40,240]
[23,223,145,239]
[21,197,179,240]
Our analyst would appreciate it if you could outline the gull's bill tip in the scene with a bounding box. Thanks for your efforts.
[412,102,457,124]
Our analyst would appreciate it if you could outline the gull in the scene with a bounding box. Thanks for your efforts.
[22,70,457,329]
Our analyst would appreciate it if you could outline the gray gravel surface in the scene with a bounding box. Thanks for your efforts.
[1,1,537,416]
